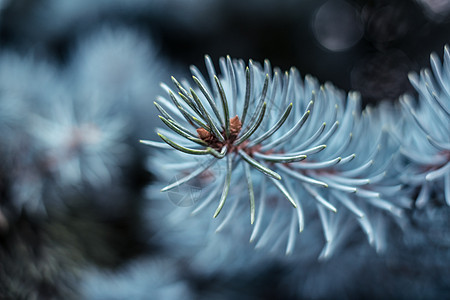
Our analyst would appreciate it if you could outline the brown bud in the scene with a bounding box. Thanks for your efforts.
[197,127,212,141]
[229,115,242,137]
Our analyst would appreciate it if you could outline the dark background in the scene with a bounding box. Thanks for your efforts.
[2,0,450,104]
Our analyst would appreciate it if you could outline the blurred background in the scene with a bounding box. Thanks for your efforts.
[0,0,449,299]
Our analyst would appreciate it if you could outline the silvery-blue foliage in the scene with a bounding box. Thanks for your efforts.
[0,51,64,146]
[69,27,162,106]
[145,182,269,276]
[0,28,165,213]
[67,26,169,137]
[81,258,193,300]
[0,52,67,213]
[27,95,130,188]
[396,46,450,207]
[142,55,407,262]
[0,52,64,108]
